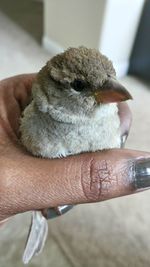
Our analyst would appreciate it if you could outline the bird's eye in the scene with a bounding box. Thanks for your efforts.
[70,79,86,92]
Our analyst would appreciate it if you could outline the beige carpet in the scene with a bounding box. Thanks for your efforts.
[0,11,49,80]
[0,11,150,267]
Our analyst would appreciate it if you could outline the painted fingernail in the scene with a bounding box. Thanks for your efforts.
[44,205,74,220]
[57,205,74,215]
[121,133,128,148]
[134,159,150,189]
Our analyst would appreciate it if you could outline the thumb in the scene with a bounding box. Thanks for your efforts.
[1,148,150,220]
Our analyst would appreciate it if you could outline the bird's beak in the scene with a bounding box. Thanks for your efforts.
[93,78,133,104]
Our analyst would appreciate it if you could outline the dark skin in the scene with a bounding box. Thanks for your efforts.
[0,74,149,223]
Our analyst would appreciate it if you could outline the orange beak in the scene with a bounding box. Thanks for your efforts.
[93,78,133,104]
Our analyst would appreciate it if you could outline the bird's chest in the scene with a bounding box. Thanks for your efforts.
[59,109,120,155]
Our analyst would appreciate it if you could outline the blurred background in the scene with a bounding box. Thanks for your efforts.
[0,0,150,266]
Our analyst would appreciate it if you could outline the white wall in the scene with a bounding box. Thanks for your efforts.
[99,0,145,77]
[43,0,106,53]
[43,0,145,77]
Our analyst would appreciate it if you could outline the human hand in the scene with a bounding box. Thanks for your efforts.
[0,74,149,222]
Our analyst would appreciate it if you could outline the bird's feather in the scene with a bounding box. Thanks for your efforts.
[22,211,48,264]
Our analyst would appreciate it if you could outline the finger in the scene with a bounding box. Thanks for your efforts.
[1,148,150,219]
[1,74,37,110]
[118,102,132,145]
[13,74,37,110]
[0,74,37,138]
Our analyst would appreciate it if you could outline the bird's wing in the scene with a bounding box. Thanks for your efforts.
[22,211,48,264]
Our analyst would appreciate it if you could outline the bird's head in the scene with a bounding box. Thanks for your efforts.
[40,47,132,117]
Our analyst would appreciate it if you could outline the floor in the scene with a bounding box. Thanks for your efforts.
[0,10,50,80]
[0,10,150,267]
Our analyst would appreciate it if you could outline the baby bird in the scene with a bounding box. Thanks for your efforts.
[20,46,132,263]
[20,46,131,157]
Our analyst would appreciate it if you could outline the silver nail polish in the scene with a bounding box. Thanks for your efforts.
[57,205,74,215]
[46,205,74,219]
[121,134,128,148]
[134,159,150,189]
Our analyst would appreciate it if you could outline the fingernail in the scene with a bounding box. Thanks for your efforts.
[44,205,74,220]
[121,133,128,148]
[134,159,150,189]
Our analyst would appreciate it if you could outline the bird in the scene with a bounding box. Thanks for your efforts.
[20,46,132,263]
